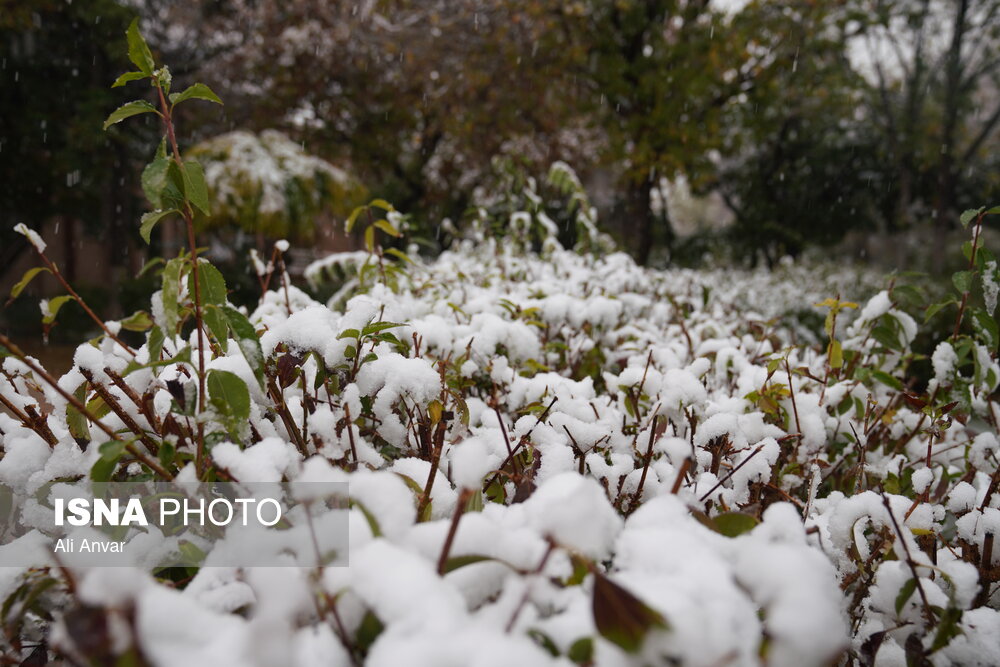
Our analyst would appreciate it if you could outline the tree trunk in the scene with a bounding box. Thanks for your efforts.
[934,0,970,271]
[624,178,654,265]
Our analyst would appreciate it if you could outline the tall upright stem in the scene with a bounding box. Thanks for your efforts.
[156,86,207,469]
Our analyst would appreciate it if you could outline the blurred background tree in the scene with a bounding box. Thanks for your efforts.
[551,0,750,263]
[849,0,1000,267]
[0,0,141,325]
[713,1,888,266]
[2,0,999,344]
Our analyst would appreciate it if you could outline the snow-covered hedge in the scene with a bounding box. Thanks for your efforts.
[3,219,1000,666]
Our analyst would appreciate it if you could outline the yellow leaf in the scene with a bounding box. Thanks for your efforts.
[428,400,443,425]
[828,339,843,369]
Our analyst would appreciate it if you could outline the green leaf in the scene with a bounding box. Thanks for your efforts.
[441,554,501,573]
[119,310,153,332]
[895,578,917,615]
[959,208,983,228]
[126,18,155,75]
[163,160,186,210]
[355,611,384,653]
[455,396,470,428]
[87,394,111,420]
[141,156,171,208]
[930,607,964,652]
[337,329,360,340]
[90,456,117,482]
[871,370,904,391]
[527,629,559,657]
[891,284,925,309]
[196,261,227,305]
[137,256,165,278]
[99,440,126,461]
[182,160,211,215]
[176,540,206,566]
[372,219,401,237]
[384,247,412,263]
[925,300,955,323]
[362,321,403,336]
[169,82,223,106]
[970,308,999,350]
[148,325,165,362]
[364,225,375,252]
[111,70,148,88]
[197,262,229,351]
[158,441,176,469]
[368,198,395,212]
[952,270,974,294]
[42,295,73,324]
[978,246,997,272]
[713,512,760,537]
[766,357,782,375]
[351,500,383,537]
[871,323,901,351]
[67,383,90,445]
[161,257,185,333]
[103,100,158,130]
[207,369,250,423]
[221,307,264,389]
[139,209,176,244]
[592,571,668,653]
[91,439,128,482]
[9,267,50,299]
[567,637,594,664]
[345,205,365,233]
[987,205,1000,215]
[465,488,484,512]
[155,135,168,160]
[204,306,230,354]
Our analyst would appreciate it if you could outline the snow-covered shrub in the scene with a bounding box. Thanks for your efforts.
[2,21,999,667]
[188,129,367,240]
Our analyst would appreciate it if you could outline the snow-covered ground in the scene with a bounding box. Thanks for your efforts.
[1,232,998,666]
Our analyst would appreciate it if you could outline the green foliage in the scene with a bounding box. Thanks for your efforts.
[8,267,50,301]
[208,369,251,438]
[102,100,159,130]
[169,83,223,106]
[125,17,155,76]
[713,512,760,538]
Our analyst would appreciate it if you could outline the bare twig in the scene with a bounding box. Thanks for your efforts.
[628,415,659,515]
[699,444,764,503]
[0,333,173,479]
